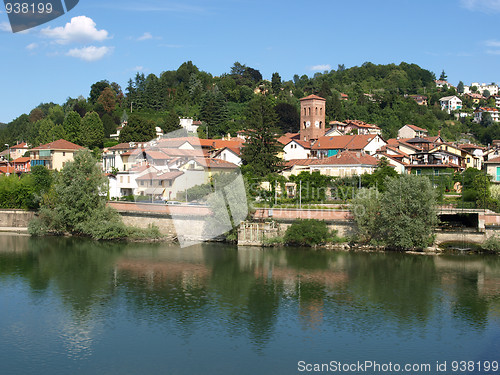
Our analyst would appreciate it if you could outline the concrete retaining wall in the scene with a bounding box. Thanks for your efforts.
[0,210,35,228]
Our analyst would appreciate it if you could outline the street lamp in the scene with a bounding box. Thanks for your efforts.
[4,144,9,167]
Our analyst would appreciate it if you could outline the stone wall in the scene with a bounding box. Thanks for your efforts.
[0,210,35,228]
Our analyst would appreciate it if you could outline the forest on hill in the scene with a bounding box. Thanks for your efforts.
[1,60,498,152]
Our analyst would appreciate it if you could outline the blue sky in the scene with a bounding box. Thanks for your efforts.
[1,0,500,123]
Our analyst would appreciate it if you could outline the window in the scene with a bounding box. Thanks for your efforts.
[416,169,421,175]
[315,107,318,115]
[62,152,66,156]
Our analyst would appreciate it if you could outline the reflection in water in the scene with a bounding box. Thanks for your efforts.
[0,234,499,374]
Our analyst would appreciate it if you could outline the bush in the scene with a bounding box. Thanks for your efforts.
[481,236,500,252]
[28,217,49,237]
[284,219,332,247]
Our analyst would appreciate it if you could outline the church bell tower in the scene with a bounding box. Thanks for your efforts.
[300,94,326,142]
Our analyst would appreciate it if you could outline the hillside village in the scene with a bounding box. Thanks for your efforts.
[3,87,500,202]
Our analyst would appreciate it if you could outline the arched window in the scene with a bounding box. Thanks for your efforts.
[308,107,311,116]
[315,107,318,115]
[320,121,322,129]
[303,122,306,129]
[320,108,323,115]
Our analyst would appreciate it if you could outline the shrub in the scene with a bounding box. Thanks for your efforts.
[28,217,49,237]
[481,236,500,252]
[284,219,332,247]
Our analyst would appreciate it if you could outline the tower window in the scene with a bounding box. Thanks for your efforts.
[315,107,318,115]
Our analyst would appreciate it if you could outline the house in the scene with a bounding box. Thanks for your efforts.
[435,80,454,89]
[489,95,500,108]
[327,121,347,134]
[102,142,140,173]
[0,165,16,175]
[13,157,31,173]
[464,93,485,104]
[212,146,242,166]
[339,93,348,101]
[474,107,499,123]
[309,151,379,177]
[464,82,499,96]
[398,124,428,139]
[179,118,201,134]
[310,134,386,158]
[343,120,382,135]
[440,96,462,114]
[408,95,428,106]
[30,139,85,171]
[136,169,185,201]
[485,156,500,183]
[281,139,312,161]
[374,153,408,174]
[8,142,30,160]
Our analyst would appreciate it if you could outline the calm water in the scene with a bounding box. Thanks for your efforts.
[0,234,499,375]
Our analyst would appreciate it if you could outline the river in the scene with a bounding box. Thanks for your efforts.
[0,234,499,374]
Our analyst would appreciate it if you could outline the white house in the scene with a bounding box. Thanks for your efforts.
[398,124,428,139]
[464,83,499,96]
[440,96,462,114]
[212,146,242,166]
[282,139,312,161]
[179,118,201,134]
[474,107,500,123]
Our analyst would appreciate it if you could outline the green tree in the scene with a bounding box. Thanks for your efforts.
[439,70,447,81]
[362,157,398,192]
[240,96,282,177]
[101,113,117,138]
[379,175,438,249]
[200,89,229,137]
[34,150,127,239]
[457,81,464,94]
[289,171,331,202]
[472,173,491,209]
[63,111,82,144]
[275,102,299,133]
[119,114,156,142]
[80,111,105,148]
[161,111,181,134]
[271,72,282,93]
[89,80,110,104]
[36,118,56,145]
[97,87,116,113]
[284,219,332,246]
[352,188,382,243]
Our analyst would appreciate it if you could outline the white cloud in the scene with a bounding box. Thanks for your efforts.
[0,21,11,32]
[41,16,109,44]
[133,66,144,71]
[66,46,113,61]
[486,49,500,55]
[26,43,38,50]
[485,39,500,47]
[310,64,331,71]
[137,32,153,41]
[461,0,500,12]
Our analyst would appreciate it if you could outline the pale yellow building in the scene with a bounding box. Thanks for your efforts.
[30,139,85,171]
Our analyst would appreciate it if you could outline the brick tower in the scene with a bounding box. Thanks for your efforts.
[300,94,326,142]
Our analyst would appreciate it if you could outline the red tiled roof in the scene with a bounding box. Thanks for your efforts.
[300,94,326,101]
[476,107,499,113]
[31,139,84,151]
[485,155,500,163]
[284,159,316,168]
[277,133,300,145]
[406,124,428,132]
[0,166,16,174]
[145,150,171,160]
[108,142,138,150]
[10,142,29,149]
[136,171,184,181]
[310,151,378,166]
[345,120,380,130]
[311,134,382,150]
[13,157,31,163]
